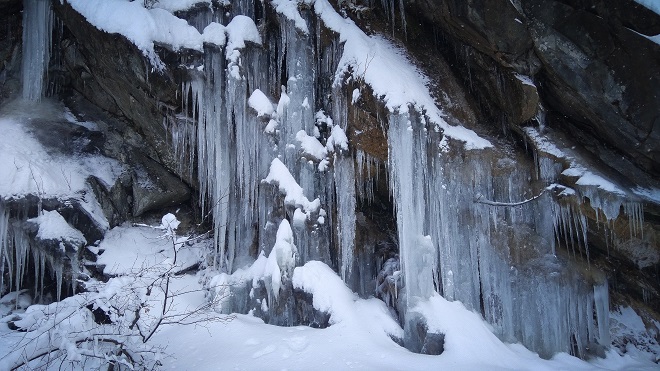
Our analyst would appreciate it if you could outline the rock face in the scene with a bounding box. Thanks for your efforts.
[0,0,22,100]
[53,1,190,184]
[407,0,660,177]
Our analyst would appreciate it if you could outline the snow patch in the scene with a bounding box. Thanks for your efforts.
[263,158,321,214]
[67,0,203,67]
[248,89,275,117]
[28,210,86,250]
[202,22,227,47]
[635,0,660,15]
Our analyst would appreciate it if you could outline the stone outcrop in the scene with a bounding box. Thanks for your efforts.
[406,0,660,177]
[53,1,191,184]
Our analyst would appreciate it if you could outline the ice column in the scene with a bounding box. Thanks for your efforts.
[388,110,436,306]
[0,203,8,294]
[21,0,52,101]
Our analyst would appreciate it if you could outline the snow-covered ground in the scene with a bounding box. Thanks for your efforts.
[2,217,658,369]
[149,229,659,371]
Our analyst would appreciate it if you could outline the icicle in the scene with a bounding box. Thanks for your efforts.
[335,155,356,283]
[0,203,8,294]
[21,0,52,101]
[12,227,30,293]
[53,256,63,301]
[623,201,644,239]
[356,150,379,204]
[593,281,610,346]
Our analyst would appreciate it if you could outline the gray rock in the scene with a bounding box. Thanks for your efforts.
[131,153,191,217]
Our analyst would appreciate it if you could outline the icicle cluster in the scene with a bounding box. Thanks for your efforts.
[386,110,610,357]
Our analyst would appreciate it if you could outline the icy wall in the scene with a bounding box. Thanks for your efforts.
[155,0,630,358]
[3,0,658,362]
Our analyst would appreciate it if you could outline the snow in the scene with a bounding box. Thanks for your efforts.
[610,306,660,363]
[224,15,262,79]
[4,228,658,370]
[96,223,203,276]
[524,126,636,220]
[571,169,627,195]
[202,22,227,47]
[209,221,296,304]
[272,0,309,33]
[296,130,328,160]
[263,158,321,214]
[153,261,659,370]
[351,88,360,104]
[633,187,660,203]
[248,89,275,117]
[266,220,298,295]
[265,119,279,134]
[514,73,536,87]
[27,210,86,249]
[635,0,660,15]
[0,99,124,201]
[149,7,203,51]
[225,15,262,54]
[298,0,492,150]
[326,124,349,152]
[67,0,203,67]
[154,0,215,12]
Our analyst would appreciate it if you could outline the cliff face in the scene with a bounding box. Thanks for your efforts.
[0,0,659,362]
[407,0,660,178]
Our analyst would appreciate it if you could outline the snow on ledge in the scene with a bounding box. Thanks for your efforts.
[635,0,660,15]
[28,210,86,250]
[283,0,492,150]
[263,158,321,215]
[67,0,203,68]
[248,89,276,117]
[202,22,227,47]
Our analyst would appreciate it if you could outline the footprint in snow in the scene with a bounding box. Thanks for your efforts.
[285,336,308,352]
[251,344,276,358]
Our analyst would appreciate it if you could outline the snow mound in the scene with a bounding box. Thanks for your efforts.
[292,260,357,324]
[96,224,203,276]
[28,210,86,250]
[248,89,275,117]
[202,22,227,47]
[263,158,321,214]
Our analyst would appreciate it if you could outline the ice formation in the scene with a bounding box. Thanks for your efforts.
[159,0,632,359]
[5,0,658,366]
[21,0,52,102]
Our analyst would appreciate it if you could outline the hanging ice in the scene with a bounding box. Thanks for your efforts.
[21,0,52,101]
